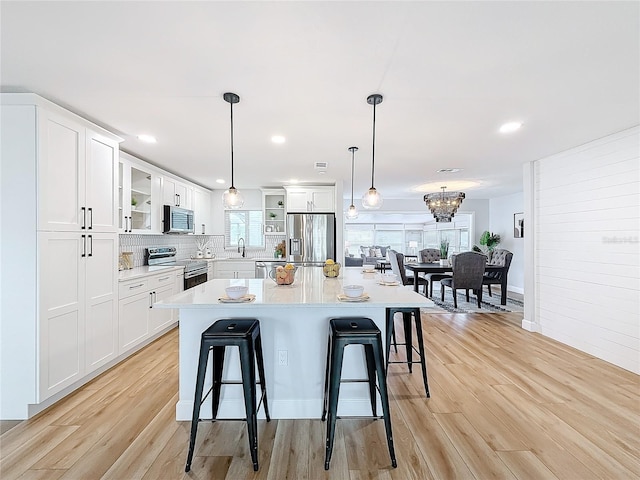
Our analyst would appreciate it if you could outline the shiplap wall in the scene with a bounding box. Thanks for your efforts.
[534,126,639,373]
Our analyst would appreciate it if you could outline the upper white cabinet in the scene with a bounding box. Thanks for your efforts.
[285,186,335,212]
[119,152,162,233]
[37,110,119,233]
[193,188,212,235]
[262,188,285,234]
[163,176,192,209]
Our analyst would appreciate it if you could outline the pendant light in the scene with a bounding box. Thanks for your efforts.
[222,92,244,209]
[346,146,359,220]
[362,93,383,209]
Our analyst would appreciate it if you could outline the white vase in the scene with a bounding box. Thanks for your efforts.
[439,259,448,267]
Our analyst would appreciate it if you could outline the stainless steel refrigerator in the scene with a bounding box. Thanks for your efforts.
[286,213,336,265]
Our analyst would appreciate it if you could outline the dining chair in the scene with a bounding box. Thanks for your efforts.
[419,248,451,298]
[483,249,513,297]
[440,251,486,308]
[389,250,427,295]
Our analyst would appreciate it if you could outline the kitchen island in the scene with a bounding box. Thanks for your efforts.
[154,267,434,420]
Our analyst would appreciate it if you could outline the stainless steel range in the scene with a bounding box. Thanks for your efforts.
[145,246,208,290]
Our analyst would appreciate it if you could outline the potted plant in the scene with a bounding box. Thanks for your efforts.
[277,200,284,207]
[269,212,277,219]
[439,239,450,266]
[472,231,501,260]
[131,197,138,209]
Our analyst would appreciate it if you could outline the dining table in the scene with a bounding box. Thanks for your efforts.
[404,262,509,305]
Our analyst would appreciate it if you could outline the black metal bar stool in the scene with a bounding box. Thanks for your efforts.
[185,318,270,472]
[385,307,430,398]
[321,317,397,470]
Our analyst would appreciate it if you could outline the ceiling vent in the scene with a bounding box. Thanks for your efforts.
[315,161,328,171]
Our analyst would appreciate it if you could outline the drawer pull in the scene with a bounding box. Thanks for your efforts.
[129,283,145,289]
[158,276,170,281]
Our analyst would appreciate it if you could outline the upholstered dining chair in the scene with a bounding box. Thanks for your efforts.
[483,249,513,297]
[419,248,451,298]
[389,250,427,295]
[440,251,486,308]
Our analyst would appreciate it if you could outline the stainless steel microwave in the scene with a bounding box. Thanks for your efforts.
[163,205,195,234]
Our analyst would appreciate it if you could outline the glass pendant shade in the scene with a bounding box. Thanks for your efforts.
[222,186,244,209]
[362,187,383,209]
[346,204,359,219]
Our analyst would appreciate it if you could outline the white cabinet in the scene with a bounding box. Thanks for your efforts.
[119,152,162,233]
[1,95,122,415]
[285,186,335,212]
[193,188,212,234]
[118,269,180,354]
[37,110,119,233]
[38,231,118,400]
[263,189,286,234]
[213,260,256,279]
[163,176,192,209]
[206,260,215,280]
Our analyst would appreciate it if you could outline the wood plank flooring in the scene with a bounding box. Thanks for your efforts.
[1,312,638,479]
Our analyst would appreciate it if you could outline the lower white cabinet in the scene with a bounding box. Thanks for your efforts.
[38,231,118,401]
[118,269,180,354]
[213,260,256,279]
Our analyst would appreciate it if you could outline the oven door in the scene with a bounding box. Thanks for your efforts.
[184,271,207,290]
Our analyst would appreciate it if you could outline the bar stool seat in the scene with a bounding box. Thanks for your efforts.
[385,307,430,398]
[321,317,397,470]
[185,318,270,473]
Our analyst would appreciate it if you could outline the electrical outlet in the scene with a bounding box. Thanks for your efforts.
[278,350,288,366]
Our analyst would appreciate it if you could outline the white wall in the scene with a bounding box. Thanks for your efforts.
[489,192,524,293]
[528,126,639,373]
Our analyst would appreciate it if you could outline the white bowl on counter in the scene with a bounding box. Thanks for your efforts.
[225,285,248,299]
[343,284,364,298]
[362,264,376,271]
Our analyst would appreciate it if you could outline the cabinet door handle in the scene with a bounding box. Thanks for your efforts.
[88,207,93,229]
[149,292,153,308]
[127,216,132,232]
[87,235,93,257]
[81,207,86,230]
[81,234,86,257]
[129,283,145,290]
[175,193,179,206]
[201,224,205,235]
[177,194,181,206]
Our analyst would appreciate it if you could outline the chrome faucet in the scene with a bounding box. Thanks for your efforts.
[237,237,246,258]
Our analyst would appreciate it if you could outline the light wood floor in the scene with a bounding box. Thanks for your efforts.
[1,312,639,479]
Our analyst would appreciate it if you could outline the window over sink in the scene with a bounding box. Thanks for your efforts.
[225,210,265,248]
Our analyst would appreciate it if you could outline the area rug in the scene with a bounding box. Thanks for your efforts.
[425,291,524,314]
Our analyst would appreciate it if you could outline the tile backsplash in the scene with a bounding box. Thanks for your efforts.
[119,234,286,267]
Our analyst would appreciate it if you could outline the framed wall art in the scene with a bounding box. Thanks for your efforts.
[514,212,524,238]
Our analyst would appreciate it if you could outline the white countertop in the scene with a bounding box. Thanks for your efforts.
[154,266,434,309]
[118,265,183,281]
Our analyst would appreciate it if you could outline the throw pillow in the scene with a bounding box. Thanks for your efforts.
[369,247,377,257]
[374,248,383,257]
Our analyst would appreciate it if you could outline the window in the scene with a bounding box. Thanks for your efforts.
[225,210,264,248]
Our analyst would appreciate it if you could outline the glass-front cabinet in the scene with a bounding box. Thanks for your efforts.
[119,152,161,233]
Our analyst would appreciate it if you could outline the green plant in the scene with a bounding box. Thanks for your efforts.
[439,239,449,259]
[131,197,138,207]
[479,231,501,252]
[269,212,277,219]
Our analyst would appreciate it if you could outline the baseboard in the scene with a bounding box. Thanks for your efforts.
[521,317,539,332]
[508,285,524,295]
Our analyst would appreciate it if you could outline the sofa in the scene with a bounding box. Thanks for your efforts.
[359,245,391,265]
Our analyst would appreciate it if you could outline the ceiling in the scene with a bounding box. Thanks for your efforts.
[2,1,638,203]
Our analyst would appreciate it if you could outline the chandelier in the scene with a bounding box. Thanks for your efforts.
[222,92,244,209]
[362,93,383,209]
[424,186,465,222]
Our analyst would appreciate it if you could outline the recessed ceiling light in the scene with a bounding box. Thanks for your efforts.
[499,122,523,134]
[137,134,157,143]
[437,168,462,173]
[271,135,286,144]
[289,178,299,184]
[215,178,225,184]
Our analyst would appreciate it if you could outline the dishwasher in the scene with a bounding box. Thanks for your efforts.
[255,260,287,279]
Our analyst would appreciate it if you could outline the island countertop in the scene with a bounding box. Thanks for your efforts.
[156,266,434,421]
[154,266,433,309]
